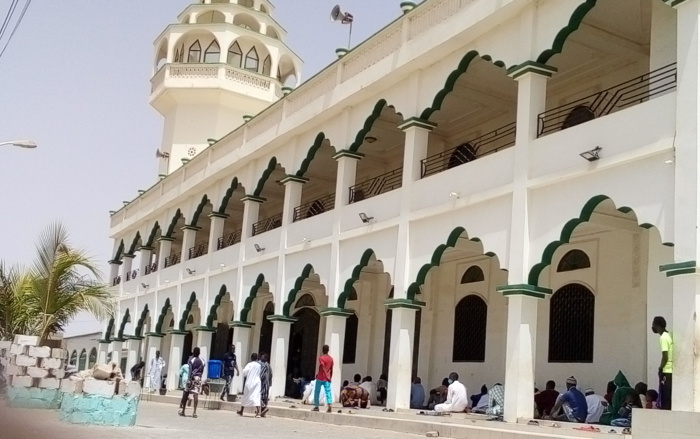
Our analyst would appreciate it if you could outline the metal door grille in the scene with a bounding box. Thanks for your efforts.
[548,283,595,363]
[452,295,487,362]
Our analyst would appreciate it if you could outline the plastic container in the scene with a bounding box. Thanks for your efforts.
[208,360,223,380]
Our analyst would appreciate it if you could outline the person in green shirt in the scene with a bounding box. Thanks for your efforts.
[651,316,673,410]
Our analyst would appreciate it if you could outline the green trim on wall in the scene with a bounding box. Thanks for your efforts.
[181,225,201,232]
[268,314,297,323]
[112,240,125,262]
[348,100,403,153]
[337,248,377,309]
[217,177,241,214]
[659,260,698,277]
[168,330,189,336]
[165,209,183,238]
[145,222,161,248]
[507,61,558,79]
[127,232,141,256]
[536,0,597,64]
[241,195,266,203]
[178,292,198,332]
[239,274,266,323]
[206,285,229,327]
[253,157,279,198]
[108,259,123,266]
[230,321,255,328]
[665,0,690,7]
[332,150,365,160]
[193,326,216,332]
[134,305,150,338]
[280,175,309,185]
[420,51,506,121]
[283,264,316,316]
[209,212,228,219]
[385,298,425,310]
[319,307,354,317]
[497,284,552,299]
[145,332,164,338]
[157,236,174,243]
[295,132,328,177]
[102,317,115,343]
[154,298,172,335]
[190,195,211,227]
[397,117,437,131]
[126,335,144,341]
[117,309,131,340]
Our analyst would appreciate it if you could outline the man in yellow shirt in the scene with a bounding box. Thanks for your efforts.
[651,316,673,410]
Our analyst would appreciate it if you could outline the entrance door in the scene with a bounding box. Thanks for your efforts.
[258,302,274,356]
[181,331,193,365]
[288,308,320,379]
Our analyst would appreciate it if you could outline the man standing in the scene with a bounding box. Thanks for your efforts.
[652,316,673,409]
[238,353,262,417]
[149,350,166,393]
[312,344,333,413]
[179,347,204,418]
[259,353,272,417]
[220,345,239,401]
[434,372,468,413]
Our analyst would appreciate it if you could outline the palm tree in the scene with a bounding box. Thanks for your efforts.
[0,222,114,340]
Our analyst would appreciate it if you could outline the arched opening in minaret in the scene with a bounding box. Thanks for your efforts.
[215,178,246,251]
[196,10,226,24]
[173,30,218,65]
[228,37,271,76]
[252,161,287,236]
[155,38,168,71]
[233,13,261,33]
[266,26,279,40]
[260,4,269,14]
[237,0,254,9]
[278,54,298,86]
[292,136,337,223]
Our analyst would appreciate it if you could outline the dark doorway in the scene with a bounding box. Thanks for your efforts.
[258,301,274,356]
[181,331,193,366]
[211,323,230,360]
[287,307,320,379]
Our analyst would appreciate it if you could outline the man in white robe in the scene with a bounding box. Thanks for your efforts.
[303,380,327,405]
[237,353,262,417]
[435,372,468,413]
[149,350,166,392]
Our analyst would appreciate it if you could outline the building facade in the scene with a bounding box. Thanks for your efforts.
[104,0,700,426]
[63,332,101,372]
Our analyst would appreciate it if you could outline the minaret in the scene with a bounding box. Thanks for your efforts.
[150,0,303,176]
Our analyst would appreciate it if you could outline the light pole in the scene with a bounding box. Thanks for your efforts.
[0,140,37,149]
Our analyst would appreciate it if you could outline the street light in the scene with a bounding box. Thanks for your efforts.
[0,140,37,149]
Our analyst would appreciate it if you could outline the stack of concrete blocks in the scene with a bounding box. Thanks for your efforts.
[0,335,66,409]
[59,370,141,427]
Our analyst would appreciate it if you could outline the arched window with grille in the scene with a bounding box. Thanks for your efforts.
[557,249,591,272]
[548,283,595,363]
[88,348,97,368]
[245,47,259,72]
[203,40,220,63]
[262,55,272,76]
[70,350,77,365]
[228,42,243,67]
[453,295,487,362]
[461,265,485,283]
[78,349,87,370]
[343,313,359,364]
[188,40,202,63]
[295,293,316,308]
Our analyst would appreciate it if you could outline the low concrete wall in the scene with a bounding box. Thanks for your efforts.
[59,393,139,427]
[6,387,63,409]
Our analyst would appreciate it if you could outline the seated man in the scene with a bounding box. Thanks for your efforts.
[547,376,588,423]
[351,373,362,386]
[434,372,468,413]
[410,377,426,409]
[486,383,504,416]
[427,378,449,410]
[470,385,488,410]
[584,388,608,424]
[535,380,559,418]
[360,376,379,405]
[340,382,371,409]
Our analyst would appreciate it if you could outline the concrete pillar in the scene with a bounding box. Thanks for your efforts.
[125,338,142,376]
[231,323,252,394]
[386,305,417,411]
[321,310,350,402]
[208,213,228,253]
[122,255,135,281]
[241,196,263,239]
[145,333,163,389]
[280,176,306,225]
[97,342,110,366]
[180,226,200,262]
[398,119,435,184]
[195,328,214,381]
[166,333,185,390]
[139,247,153,274]
[268,316,294,399]
[333,151,362,207]
[108,260,122,284]
[110,340,123,367]
[157,237,174,269]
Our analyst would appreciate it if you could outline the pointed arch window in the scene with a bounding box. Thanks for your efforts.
[461,265,485,284]
[228,42,243,67]
[343,313,359,364]
[245,47,259,72]
[557,249,591,272]
[78,349,87,370]
[174,48,181,63]
[262,55,272,76]
[277,68,282,82]
[203,40,220,63]
[188,40,202,63]
[70,350,77,365]
[549,283,595,363]
[88,348,97,368]
[453,295,487,362]
[295,293,316,308]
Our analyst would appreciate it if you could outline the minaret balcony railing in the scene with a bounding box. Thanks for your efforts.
[151,63,282,97]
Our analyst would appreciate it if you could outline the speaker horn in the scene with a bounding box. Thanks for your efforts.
[156,149,170,159]
[330,5,353,24]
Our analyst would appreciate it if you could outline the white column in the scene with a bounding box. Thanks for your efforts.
[157,237,173,269]
[145,334,163,389]
[122,255,135,280]
[97,342,110,366]
[110,340,123,367]
[195,329,214,381]
[241,196,263,239]
[180,226,200,262]
[125,338,141,376]
[398,119,435,184]
[386,305,417,411]
[166,333,185,390]
[322,312,349,402]
[269,317,293,399]
[500,291,543,423]
[231,324,252,394]
[280,176,306,225]
[139,247,153,274]
[208,213,227,254]
[108,260,122,284]
[333,152,362,207]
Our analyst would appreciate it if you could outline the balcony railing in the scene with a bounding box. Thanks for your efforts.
[538,63,677,137]
[252,213,283,236]
[112,276,121,286]
[151,63,280,96]
[293,193,336,222]
[164,253,181,268]
[144,262,158,275]
[217,231,242,250]
[421,122,517,178]
[126,269,139,282]
[188,242,209,260]
[349,167,403,203]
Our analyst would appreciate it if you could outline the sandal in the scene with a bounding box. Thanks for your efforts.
[609,430,618,434]
[622,428,631,435]
[192,414,198,419]
[551,423,560,428]
[528,420,539,426]
[574,426,600,432]
[178,411,185,417]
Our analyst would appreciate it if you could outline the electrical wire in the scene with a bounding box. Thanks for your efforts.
[0,0,31,61]
[0,0,19,43]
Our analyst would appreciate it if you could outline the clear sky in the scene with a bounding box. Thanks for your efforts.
[0,0,415,336]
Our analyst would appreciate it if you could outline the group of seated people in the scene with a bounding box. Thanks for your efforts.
[337,374,389,408]
[409,372,505,416]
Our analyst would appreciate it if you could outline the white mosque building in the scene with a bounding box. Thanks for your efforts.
[104,0,700,431]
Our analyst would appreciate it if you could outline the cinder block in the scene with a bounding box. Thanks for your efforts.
[51,367,66,379]
[28,346,51,358]
[60,378,84,394]
[126,380,141,396]
[13,335,39,347]
[39,377,61,389]
[117,379,127,395]
[41,357,62,370]
[83,379,115,398]
[11,375,34,388]
[10,344,27,356]
[0,340,11,349]
[15,355,37,367]
[51,348,67,359]
[6,364,26,376]
[27,367,49,378]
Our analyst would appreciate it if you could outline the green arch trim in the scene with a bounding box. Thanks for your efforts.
[528,194,668,286]
[283,264,316,317]
[134,304,150,338]
[154,298,172,335]
[348,100,404,153]
[117,309,131,340]
[406,227,504,301]
[145,222,161,248]
[178,292,198,331]
[217,177,242,214]
[112,240,125,262]
[206,285,230,327]
[165,209,183,238]
[239,274,266,323]
[420,51,506,121]
[127,232,142,256]
[190,195,211,227]
[536,0,597,64]
[295,132,328,177]
[102,317,115,342]
[337,249,377,309]
[253,157,279,198]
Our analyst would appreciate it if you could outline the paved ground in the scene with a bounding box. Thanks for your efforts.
[0,401,426,439]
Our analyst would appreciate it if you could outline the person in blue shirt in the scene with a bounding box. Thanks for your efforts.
[220,345,239,401]
[547,376,588,423]
[410,377,426,409]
